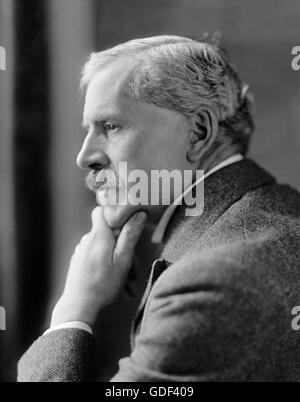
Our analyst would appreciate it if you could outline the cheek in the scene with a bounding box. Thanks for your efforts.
[110,129,151,169]
[108,122,188,175]
[104,131,146,186]
[134,125,188,171]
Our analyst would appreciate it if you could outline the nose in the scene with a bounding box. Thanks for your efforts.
[76,133,110,170]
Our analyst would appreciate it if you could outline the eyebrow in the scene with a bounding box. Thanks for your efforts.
[81,111,126,129]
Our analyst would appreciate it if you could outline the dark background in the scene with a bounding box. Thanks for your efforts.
[0,0,299,381]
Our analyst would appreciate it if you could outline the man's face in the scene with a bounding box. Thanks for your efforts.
[78,57,192,228]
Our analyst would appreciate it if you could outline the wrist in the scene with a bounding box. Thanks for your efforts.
[51,296,99,328]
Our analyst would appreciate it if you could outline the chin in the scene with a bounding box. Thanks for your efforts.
[102,205,136,229]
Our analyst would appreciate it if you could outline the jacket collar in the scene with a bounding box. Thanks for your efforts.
[159,158,275,263]
[151,154,244,244]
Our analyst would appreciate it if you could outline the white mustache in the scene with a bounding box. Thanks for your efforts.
[85,169,121,192]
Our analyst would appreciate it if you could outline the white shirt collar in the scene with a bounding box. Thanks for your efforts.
[151,154,244,244]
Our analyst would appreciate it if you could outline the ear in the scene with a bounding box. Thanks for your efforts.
[186,106,218,164]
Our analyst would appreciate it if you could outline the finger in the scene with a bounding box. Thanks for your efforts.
[113,211,147,271]
[90,206,115,253]
[91,206,106,231]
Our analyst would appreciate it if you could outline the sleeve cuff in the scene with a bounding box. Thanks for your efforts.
[43,321,93,336]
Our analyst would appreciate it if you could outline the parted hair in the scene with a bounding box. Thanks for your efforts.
[81,34,254,155]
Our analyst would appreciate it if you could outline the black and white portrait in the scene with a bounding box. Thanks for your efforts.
[1,0,300,384]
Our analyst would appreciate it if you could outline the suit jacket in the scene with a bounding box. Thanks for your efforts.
[17,159,300,381]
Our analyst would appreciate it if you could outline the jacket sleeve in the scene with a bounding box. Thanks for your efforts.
[18,255,281,382]
[17,328,96,382]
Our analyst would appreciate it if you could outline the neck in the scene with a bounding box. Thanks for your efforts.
[147,148,242,227]
[199,146,241,172]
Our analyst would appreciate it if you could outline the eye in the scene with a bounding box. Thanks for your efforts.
[104,122,120,133]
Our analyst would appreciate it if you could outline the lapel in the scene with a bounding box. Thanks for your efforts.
[130,158,275,349]
[130,258,171,350]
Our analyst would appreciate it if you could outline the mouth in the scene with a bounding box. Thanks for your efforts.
[86,169,121,206]
[96,188,107,205]
[95,172,108,188]
[96,185,116,206]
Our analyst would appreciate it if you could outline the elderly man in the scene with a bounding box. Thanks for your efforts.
[18,35,300,382]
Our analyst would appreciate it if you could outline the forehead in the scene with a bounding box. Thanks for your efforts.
[83,57,137,123]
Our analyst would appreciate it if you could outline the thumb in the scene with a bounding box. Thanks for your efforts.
[113,211,147,271]
[91,206,105,230]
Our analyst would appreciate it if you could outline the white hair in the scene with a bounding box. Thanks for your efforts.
[81,35,254,155]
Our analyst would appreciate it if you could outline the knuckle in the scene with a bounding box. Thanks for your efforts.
[80,233,90,243]
[91,206,102,221]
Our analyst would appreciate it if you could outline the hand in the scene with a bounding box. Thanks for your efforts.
[51,207,147,327]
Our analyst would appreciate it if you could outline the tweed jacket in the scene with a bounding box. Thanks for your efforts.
[18,159,300,381]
